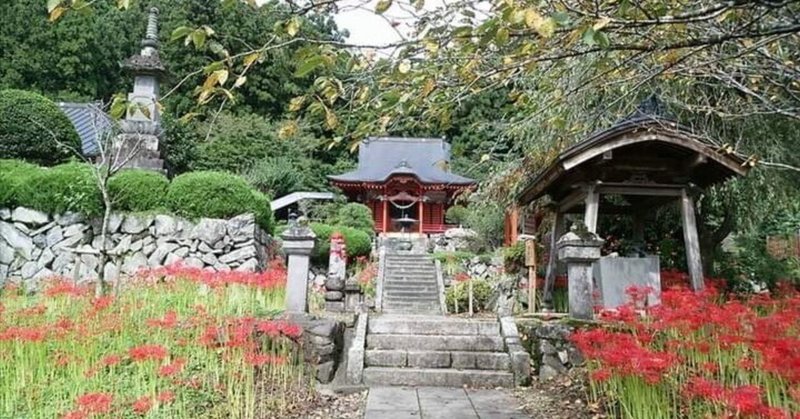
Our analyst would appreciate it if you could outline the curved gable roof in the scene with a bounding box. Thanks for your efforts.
[517,98,748,205]
[328,137,475,186]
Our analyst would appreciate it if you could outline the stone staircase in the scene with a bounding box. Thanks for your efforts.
[361,315,515,387]
[381,253,441,314]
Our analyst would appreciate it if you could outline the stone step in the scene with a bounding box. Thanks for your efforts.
[384,282,438,289]
[386,268,436,275]
[382,304,441,314]
[384,290,438,298]
[363,367,514,388]
[367,334,505,352]
[385,275,436,281]
[368,316,500,336]
[365,349,510,370]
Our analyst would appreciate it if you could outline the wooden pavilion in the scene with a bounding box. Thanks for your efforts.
[514,96,750,302]
[328,137,476,234]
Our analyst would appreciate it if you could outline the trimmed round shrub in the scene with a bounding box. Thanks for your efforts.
[0,90,81,166]
[166,171,274,232]
[445,278,493,313]
[335,203,374,233]
[0,159,41,209]
[108,169,169,212]
[445,205,469,226]
[310,223,372,265]
[15,162,102,216]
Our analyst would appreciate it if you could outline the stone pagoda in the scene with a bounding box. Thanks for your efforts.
[115,7,165,171]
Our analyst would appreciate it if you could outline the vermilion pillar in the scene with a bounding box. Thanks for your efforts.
[419,194,424,233]
[382,194,388,233]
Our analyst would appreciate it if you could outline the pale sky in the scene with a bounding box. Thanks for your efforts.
[332,0,443,49]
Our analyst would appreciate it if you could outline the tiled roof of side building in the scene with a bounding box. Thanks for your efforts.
[57,102,112,156]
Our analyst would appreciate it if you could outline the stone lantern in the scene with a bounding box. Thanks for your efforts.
[281,213,316,314]
[556,223,604,320]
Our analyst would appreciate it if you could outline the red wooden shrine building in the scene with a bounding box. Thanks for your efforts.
[328,137,476,234]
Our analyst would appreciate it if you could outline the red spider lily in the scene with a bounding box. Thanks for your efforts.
[61,410,88,419]
[244,352,287,367]
[19,304,46,316]
[129,344,168,362]
[726,385,765,416]
[43,279,87,298]
[101,354,122,367]
[132,396,153,414]
[90,296,114,312]
[453,272,470,283]
[76,392,113,414]
[683,376,726,402]
[157,390,175,404]
[590,368,612,382]
[138,261,287,289]
[0,326,48,342]
[158,358,186,377]
[146,310,179,329]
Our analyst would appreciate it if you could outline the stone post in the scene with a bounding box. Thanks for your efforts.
[324,232,347,311]
[281,214,316,314]
[556,223,604,320]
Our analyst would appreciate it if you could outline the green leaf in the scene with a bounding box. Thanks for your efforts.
[375,0,392,14]
[582,27,597,46]
[495,27,510,45]
[294,55,325,77]
[109,94,127,120]
[170,26,193,42]
[191,29,207,49]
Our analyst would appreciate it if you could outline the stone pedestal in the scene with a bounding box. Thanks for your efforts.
[556,225,604,320]
[281,216,316,314]
[325,232,346,311]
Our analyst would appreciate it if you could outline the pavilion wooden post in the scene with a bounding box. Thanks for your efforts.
[680,189,704,291]
[524,237,537,314]
[543,211,565,308]
[584,185,600,233]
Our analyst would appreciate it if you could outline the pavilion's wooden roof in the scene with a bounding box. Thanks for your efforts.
[517,97,748,205]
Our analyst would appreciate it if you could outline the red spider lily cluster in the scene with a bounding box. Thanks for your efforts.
[572,282,800,418]
[0,261,306,418]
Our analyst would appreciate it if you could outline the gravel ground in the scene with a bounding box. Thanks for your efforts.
[277,388,368,419]
[513,369,604,419]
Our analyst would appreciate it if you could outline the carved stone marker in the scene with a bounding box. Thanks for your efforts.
[325,232,347,311]
[556,223,604,320]
[281,214,316,313]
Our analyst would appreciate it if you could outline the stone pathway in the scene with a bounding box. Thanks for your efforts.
[364,387,530,419]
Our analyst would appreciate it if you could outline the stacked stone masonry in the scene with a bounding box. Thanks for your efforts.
[518,320,586,380]
[0,207,272,288]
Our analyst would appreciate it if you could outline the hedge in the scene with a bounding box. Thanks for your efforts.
[0,90,81,166]
[108,169,169,212]
[0,159,40,209]
[310,223,372,264]
[15,162,103,216]
[166,171,274,232]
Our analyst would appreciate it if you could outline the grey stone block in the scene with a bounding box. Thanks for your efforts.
[367,334,504,352]
[407,351,450,368]
[363,367,514,388]
[365,350,407,367]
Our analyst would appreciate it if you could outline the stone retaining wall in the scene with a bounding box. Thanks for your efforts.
[517,319,586,379]
[0,206,272,289]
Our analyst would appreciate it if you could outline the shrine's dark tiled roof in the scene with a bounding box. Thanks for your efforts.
[328,137,475,185]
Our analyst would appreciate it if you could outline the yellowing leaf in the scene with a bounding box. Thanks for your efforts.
[213,69,229,86]
[375,0,392,14]
[421,78,436,98]
[117,0,130,9]
[288,96,306,112]
[593,16,611,31]
[286,17,300,37]
[423,39,439,54]
[243,52,261,67]
[324,107,338,129]
[524,9,542,28]
[233,76,247,88]
[413,0,424,11]
[398,59,411,74]
[47,0,61,13]
[48,6,66,22]
[278,120,299,139]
